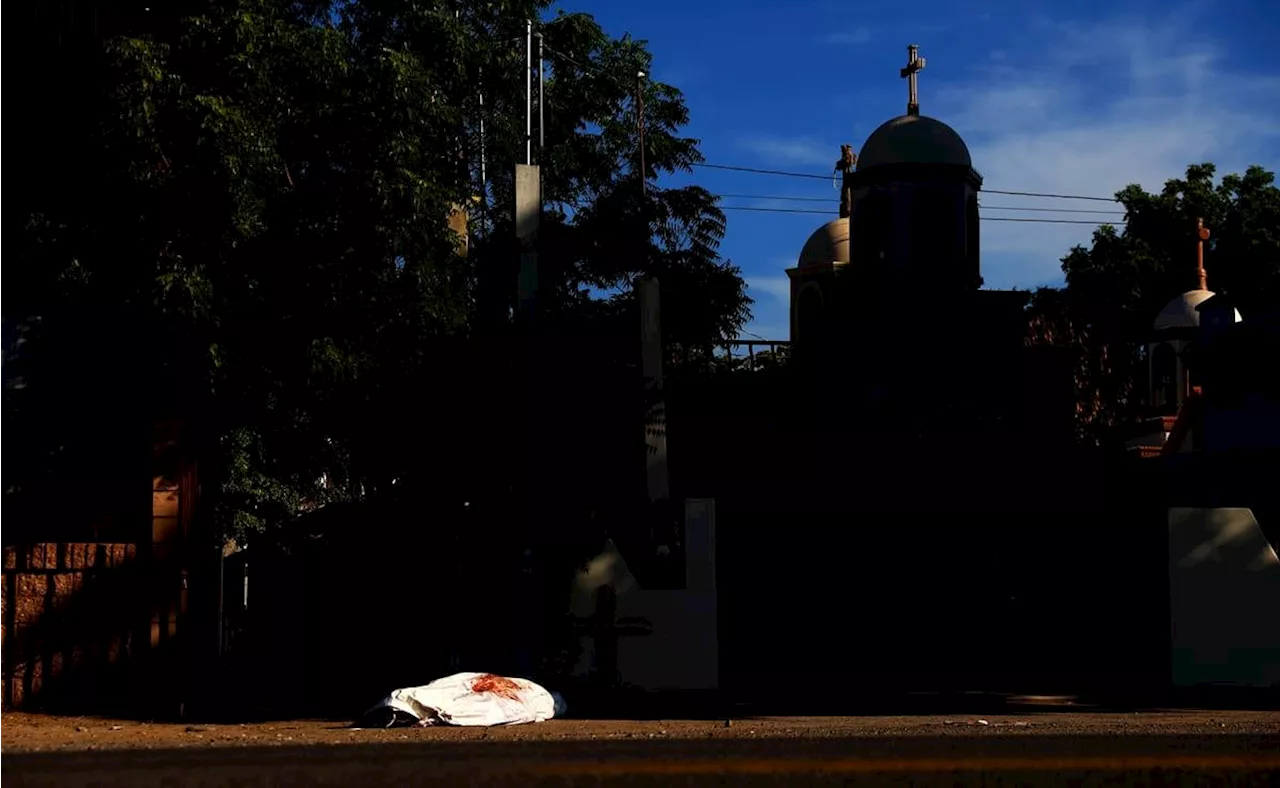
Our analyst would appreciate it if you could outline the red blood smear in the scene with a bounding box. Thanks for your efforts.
[470,674,523,700]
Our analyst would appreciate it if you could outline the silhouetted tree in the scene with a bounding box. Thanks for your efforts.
[6,1,750,543]
[1027,163,1280,443]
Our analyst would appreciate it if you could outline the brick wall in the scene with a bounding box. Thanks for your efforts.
[1,421,199,714]
[2,542,144,710]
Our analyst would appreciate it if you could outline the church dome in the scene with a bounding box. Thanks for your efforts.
[856,114,972,171]
[1153,289,1242,330]
[797,217,850,267]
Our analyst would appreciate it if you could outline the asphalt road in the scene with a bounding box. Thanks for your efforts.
[5,713,1280,787]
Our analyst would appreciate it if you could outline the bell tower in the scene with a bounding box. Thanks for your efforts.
[848,45,983,295]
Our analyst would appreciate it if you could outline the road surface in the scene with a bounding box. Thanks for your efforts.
[4,711,1279,786]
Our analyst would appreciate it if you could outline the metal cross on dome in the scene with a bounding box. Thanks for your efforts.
[901,44,926,116]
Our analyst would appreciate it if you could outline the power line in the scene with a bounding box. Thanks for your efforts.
[543,45,640,97]
[715,193,1126,215]
[718,205,1122,225]
[696,162,829,181]
[717,193,831,203]
[693,162,1121,203]
[538,54,1123,205]
[563,200,1124,225]
[984,188,1117,203]
[979,205,1126,215]
[717,206,827,215]
[983,216,1124,224]
[542,45,595,77]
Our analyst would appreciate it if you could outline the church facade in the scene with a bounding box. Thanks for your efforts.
[649,48,1140,703]
[651,50,1277,702]
[763,48,1078,491]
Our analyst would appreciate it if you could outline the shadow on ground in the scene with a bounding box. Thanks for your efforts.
[6,731,1280,788]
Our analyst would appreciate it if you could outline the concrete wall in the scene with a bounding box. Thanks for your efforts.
[1167,507,1280,688]
[570,499,718,691]
[712,508,1173,701]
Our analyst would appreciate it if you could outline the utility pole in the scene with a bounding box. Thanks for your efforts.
[631,69,674,580]
[514,21,544,679]
[515,168,541,320]
[516,21,541,319]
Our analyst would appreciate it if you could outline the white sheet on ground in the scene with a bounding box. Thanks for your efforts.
[368,672,567,727]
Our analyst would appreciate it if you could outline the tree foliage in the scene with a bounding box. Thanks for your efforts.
[7,1,749,543]
[1027,163,1280,443]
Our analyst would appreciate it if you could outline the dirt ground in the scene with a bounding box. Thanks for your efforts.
[4,708,1279,752]
[6,710,1280,787]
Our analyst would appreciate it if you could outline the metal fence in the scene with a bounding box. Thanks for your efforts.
[670,340,792,375]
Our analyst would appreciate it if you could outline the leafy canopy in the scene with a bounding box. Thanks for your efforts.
[7,1,749,543]
[1027,162,1280,442]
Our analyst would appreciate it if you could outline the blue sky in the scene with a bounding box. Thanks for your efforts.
[573,0,1280,340]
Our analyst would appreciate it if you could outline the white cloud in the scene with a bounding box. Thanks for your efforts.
[746,275,792,305]
[735,135,836,168]
[821,27,872,45]
[928,7,1280,286]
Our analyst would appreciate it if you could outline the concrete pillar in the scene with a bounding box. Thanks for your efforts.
[684,498,716,593]
[682,497,719,690]
[1168,507,1280,688]
[515,164,541,319]
[638,278,669,506]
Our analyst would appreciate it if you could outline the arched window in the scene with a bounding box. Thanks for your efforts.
[1151,343,1178,412]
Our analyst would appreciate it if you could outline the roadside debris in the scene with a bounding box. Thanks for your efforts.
[354,672,567,729]
[943,719,1033,728]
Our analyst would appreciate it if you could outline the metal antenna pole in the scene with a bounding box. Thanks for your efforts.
[478,69,487,220]
[525,20,532,166]
[536,32,545,157]
[636,70,647,200]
